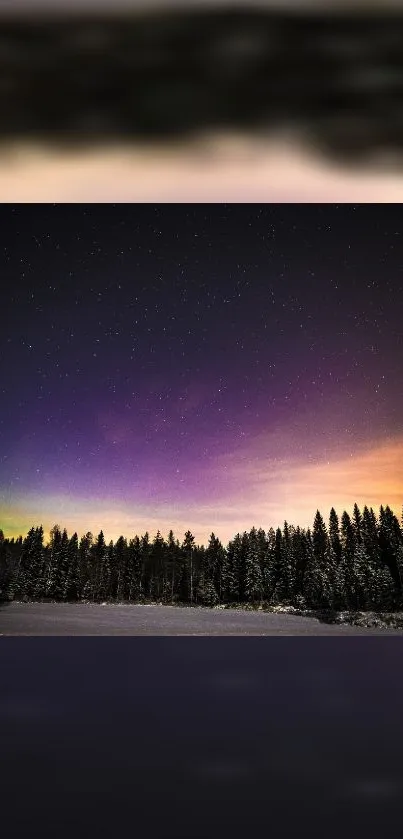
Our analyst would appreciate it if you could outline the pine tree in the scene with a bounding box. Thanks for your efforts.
[115,536,129,601]
[245,528,263,605]
[140,532,151,601]
[196,543,208,605]
[45,524,62,599]
[98,541,113,602]
[222,534,242,604]
[91,531,107,602]
[196,533,222,606]
[329,508,342,565]
[211,534,226,604]
[261,527,276,603]
[372,565,396,611]
[275,522,294,604]
[0,537,14,600]
[236,532,249,603]
[53,528,69,601]
[337,508,372,610]
[303,524,323,609]
[183,530,195,605]
[13,527,43,599]
[166,530,179,604]
[64,533,80,601]
[379,505,402,592]
[127,536,142,602]
[79,532,93,600]
[313,510,335,609]
[107,538,118,601]
[291,527,306,605]
[340,511,357,609]
[150,530,166,602]
[353,503,363,544]
[33,538,49,600]
[360,506,380,609]
[395,545,403,609]
[12,527,36,599]
[269,528,284,605]
[3,537,23,601]
[353,542,373,610]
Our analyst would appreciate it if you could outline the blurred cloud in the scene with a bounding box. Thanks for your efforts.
[1,2,403,199]
[4,139,403,201]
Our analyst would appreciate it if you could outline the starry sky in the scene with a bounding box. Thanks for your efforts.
[1,204,402,545]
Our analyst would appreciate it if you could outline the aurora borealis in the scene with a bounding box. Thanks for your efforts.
[1,204,402,545]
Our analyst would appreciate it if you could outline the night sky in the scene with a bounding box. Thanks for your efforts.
[1,204,402,545]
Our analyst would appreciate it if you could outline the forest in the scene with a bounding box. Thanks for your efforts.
[1,503,402,613]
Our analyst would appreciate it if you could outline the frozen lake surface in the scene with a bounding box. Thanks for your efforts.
[1,601,402,634]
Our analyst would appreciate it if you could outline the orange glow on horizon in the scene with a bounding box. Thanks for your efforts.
[1,434,402,546]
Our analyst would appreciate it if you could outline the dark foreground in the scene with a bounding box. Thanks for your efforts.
[2,627,403,839]
[1,601,402,635]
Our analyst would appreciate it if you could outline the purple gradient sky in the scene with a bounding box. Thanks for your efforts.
[1,204,402,544]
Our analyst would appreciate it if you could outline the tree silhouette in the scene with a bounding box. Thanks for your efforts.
[1,502,402,615]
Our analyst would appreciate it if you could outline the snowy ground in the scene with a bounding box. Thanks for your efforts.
[1,601,402,634]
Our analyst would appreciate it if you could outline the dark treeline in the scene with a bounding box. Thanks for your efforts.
[1,503,403,612]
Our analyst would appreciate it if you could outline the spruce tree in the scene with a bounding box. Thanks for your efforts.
[196,543,208,605]
[395,545,403,609]
[115,535,129,601]
[211,534,226,604]
[91,531,107,602]
[379,505,402,591]
[222,534,242,604]
[140,532,151,601]
[329,508,342,565]
[107,538,118,601]
[0,537,14,600]
[79,532,93,600]
[196,543,218,606]
[53,528,69,601]
[33,538,49,600]
[262,527,276,603]
[293,528,311,607]
[151,530,166,602]
[276,521,295,605]
[302,527,325,609]
[340,511,357,609]
[313,510,335,609]
[64,533,80,601]
[18,526,41,599]
[127,536,142,602]
[183,530,195,605]
[98,541,113,602]
[269,527,284,605]
[245,528,263,605]
[353,503,363,544]
[196,533,222,606]
[45,524,62,599]
[4,538,23,601]
[339,508,371,610]
[361,506,380,608]
[14,526,44,600]
[166,530,179,604]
